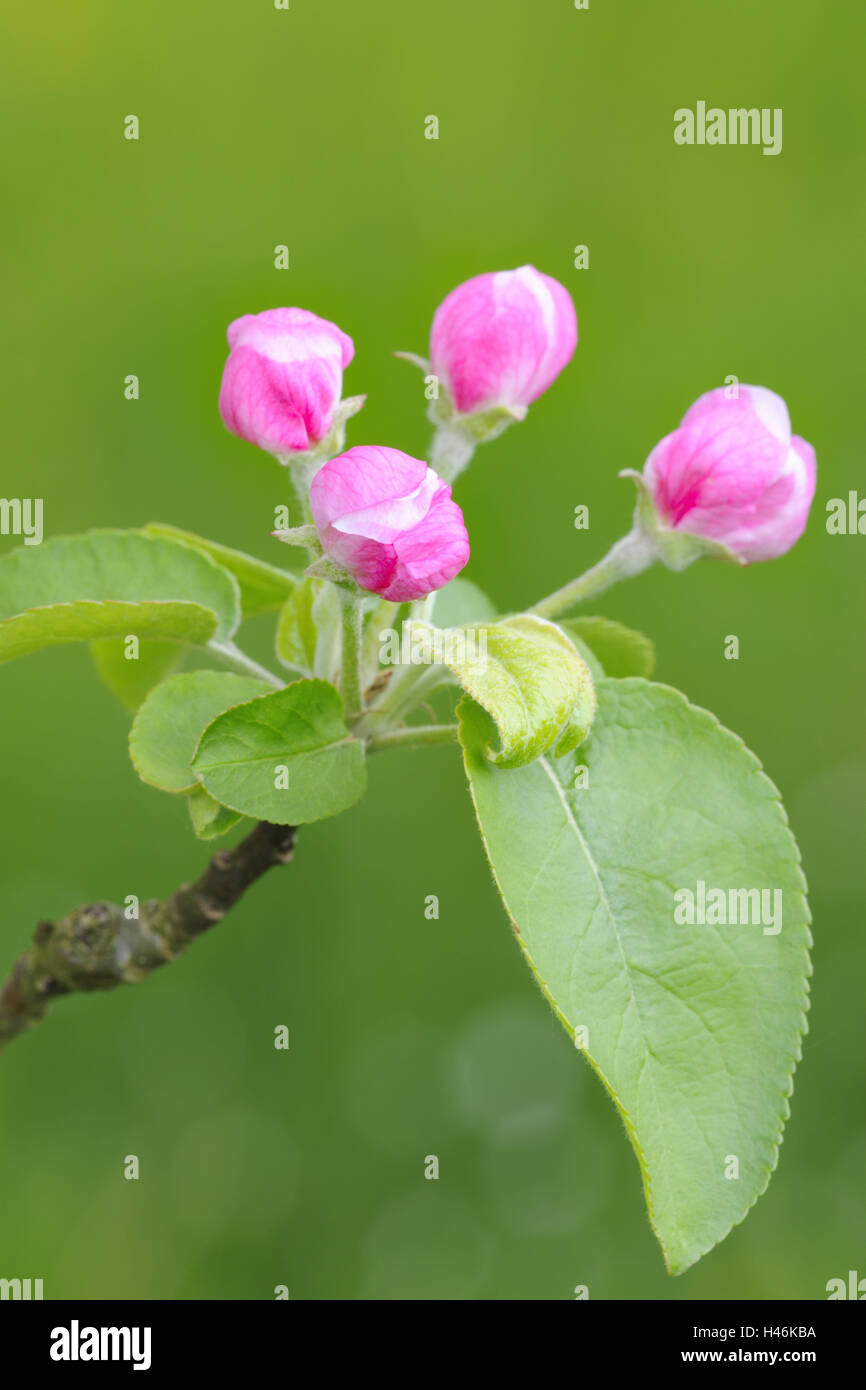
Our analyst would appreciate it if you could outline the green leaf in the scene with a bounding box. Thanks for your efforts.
[460,679,810,1274]
[130,671,271,792]
[560,631,605,685]
[187,785,246,840]
[0,599,220,665]
[276,578,343,679]
[415,614,596,768]
[0,530,241,665]
[432,576,498,626]
[560,615,655,678]
[143,523,296,616]
[192,679,367,825]
[275,577,318,672]
[90,638,182,713]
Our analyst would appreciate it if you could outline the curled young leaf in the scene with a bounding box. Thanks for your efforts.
[412,613,596,768]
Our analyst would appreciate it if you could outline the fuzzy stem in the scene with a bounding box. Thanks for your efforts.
[366,724,458,754]
[0,822,297,1055]
[410,593,437,625]
[429,421,477,484]
[528,528,658,619]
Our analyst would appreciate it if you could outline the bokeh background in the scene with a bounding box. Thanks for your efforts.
[1,0,863,1300]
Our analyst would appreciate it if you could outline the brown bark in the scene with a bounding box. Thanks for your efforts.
[0,821,296,1054]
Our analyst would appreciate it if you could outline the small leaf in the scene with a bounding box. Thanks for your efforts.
[561,631,605,684]
[560,615,655,678]
[432,576,498,626]
[187,785,245,840]
[130,671,271,792]
[461,678,811,1274]
[276,578,343,680]
[275,577,318,672]
[91,638,182,713]
[143,523,296,616]
[192,679,367,825]
[415,614,596,768]
[0,530,241,666]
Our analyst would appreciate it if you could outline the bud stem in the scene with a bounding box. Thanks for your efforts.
[410,593,437,624]
[429,421,477,484]
[529,527,658,619]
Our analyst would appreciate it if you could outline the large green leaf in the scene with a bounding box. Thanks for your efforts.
[415,614,596,768]
[559,615,655,678]
[192,679,367,824]
[460,678,811,1274]
[130,671,272,792]
[0,601,220,665]
[0,530,241,665]
[143,523,296,616]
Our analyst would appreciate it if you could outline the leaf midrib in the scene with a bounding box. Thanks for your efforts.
[537,754,672,1228]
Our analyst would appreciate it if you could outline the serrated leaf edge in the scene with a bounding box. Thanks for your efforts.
[460,676,812,1275]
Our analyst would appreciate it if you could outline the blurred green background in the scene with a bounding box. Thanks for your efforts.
[1,0,863,1300]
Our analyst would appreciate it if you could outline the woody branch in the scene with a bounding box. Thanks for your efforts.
[0,820,297,1055]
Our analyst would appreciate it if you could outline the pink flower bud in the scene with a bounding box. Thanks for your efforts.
[219,308,355,456]
[430,266,577,416]
[309,446,470,602]
[641,386,816,562]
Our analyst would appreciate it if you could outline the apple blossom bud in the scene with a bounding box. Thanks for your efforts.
[219,307,355,456]
[639,386,816,563]
[309,446,470,602]
[430,265,577,417]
